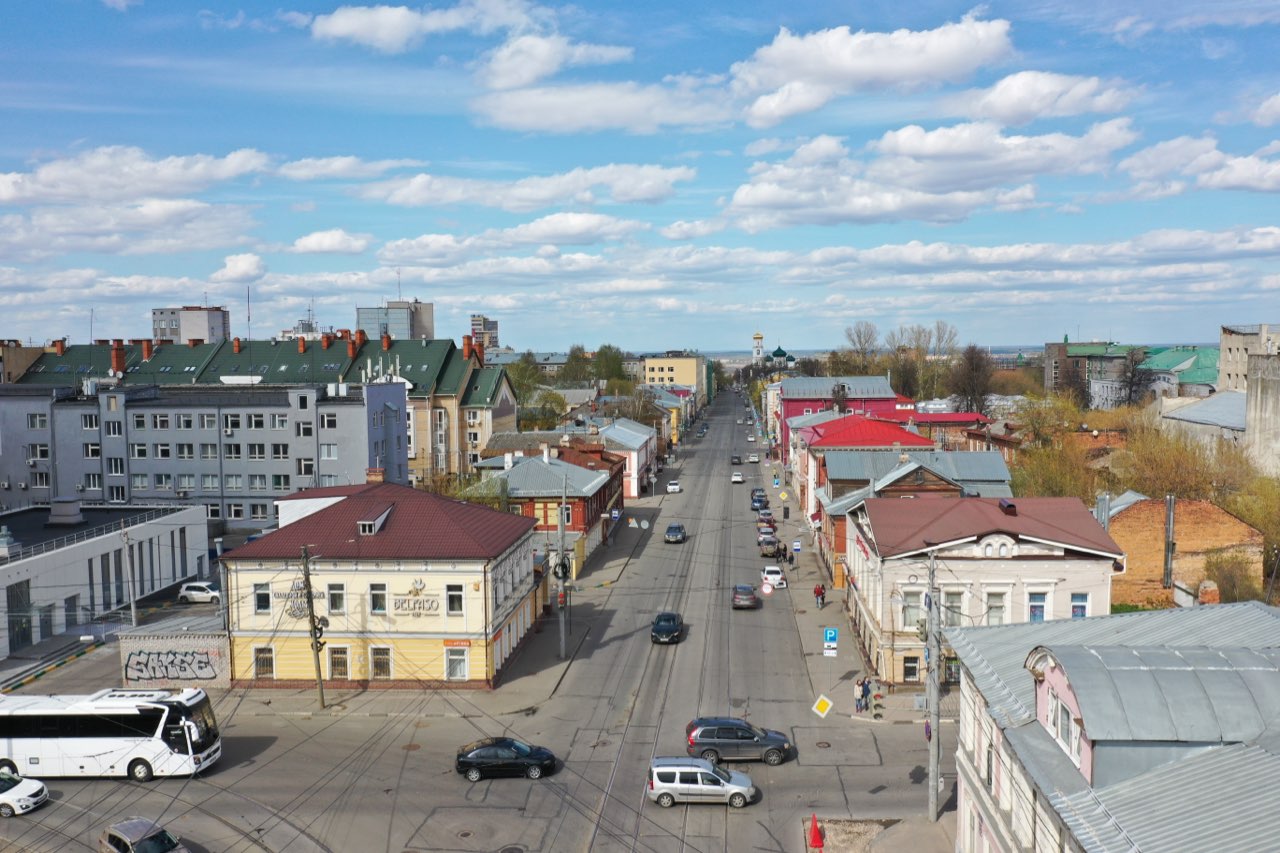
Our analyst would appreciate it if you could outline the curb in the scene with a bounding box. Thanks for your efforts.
[0,641,105,694]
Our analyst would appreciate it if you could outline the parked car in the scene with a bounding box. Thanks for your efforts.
[666,480,682,494]
[750,495,769,511]
[0,771,47,819]
[647,757,757,808]
[760,565,787,588]
[731,584,760,609]
[176,581,220,604]
[736,418,744,424]
[456,737,557,781]
[759,537,781,557]
[97,818,190,853]
[650,611,684,644]
[664,523,687,544]
[747,453,759,463]
[731,472,745,484]
[756,508,774,523]
[685,717,792,766]
[747,435,756,443]
[756,526,777,544]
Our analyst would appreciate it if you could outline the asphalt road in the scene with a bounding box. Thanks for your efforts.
[0,392,950,853]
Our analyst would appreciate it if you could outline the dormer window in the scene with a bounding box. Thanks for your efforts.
[359,521,376,535]
[358,504,394,535]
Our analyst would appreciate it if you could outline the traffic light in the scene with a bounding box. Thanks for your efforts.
[312,615,328,651]
[916,619,928,643]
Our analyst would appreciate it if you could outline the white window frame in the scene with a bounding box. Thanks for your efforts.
[446,583,464,616]
[369,583,387,615]
[254,583,271,614]
[328,583,346,614]
[445,647,468,681]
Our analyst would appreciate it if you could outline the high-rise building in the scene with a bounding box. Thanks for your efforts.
[151,306,231,343]
[355,299,434,340]
[471,314,500,349]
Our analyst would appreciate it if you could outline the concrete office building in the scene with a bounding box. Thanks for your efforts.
[151,306,231,344]
[470,314,499,349]
[356,299,434,340]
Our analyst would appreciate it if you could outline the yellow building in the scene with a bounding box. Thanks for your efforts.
[224,482,539,688]
[643,353,708,407]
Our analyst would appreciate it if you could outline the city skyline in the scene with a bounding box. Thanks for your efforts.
[2,1,1279,352]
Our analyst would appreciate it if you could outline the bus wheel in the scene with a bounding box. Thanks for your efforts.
[128,759,154,782]
[0,760,16,776]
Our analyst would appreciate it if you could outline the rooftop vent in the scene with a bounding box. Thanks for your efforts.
[998,498,1017,516]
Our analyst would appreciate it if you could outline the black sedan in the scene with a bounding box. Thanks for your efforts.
[664,523,687,543]
[456,737,557,782]
[651,611,684,644]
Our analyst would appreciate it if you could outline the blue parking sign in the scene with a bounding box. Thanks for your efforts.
[823,627,838,644]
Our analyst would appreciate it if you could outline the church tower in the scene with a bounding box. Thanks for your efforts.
[752,332,765,366]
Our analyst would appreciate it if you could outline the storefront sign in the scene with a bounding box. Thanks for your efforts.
[392,578,441,617]
[273,579,323,620]
[443,639,472,647]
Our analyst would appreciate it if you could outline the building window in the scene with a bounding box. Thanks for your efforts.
[131,473,149,490]
[329,647,349,680]
[370,647,392,680]
[1071,593,1088,619]
[983,591,1003,625]
[903,656,920,683]
[129,443,148,459]
[177,414,193,430]
[249,474,267,491]
[248,413,265,429]
[84,443,101,459]
[227,503,244,520]
[107,457,125,476]
[902,591,922,632]
[32,471,49,489]
[447,584,464,616]
[132,414,146,430]
[177,443,194,459]
[248,442,266,460]
[152,414,170,429]
[297,458,315,476]
[272,474,291,490]
[105,420,123,437]
[85,473,102,490]
[320,443,338,460]
[154,443,171,459]
[944,591,963,628]
[254,583,270,614]
[1029,592,1047,623]
[223,414,241,431]
[206,503,221,519]
[253,647,274,680]
[328,584,345,614]
[200,414,217,429]
[177,473,196,491]
[201,443,218,459]
[28,443,51,459]
[250,503,268,520]
[107,485,125,502]
[445,648,468,681]
[319,474,338,487]
[271,414,288,430]
[224,474,242,491]
[82,413,99,430]
[296,421,313,437]
[272,443,289,459]
[224,443,241,459]
[321,413,337,429]
[201,474,220,491]
[370,583,387,615]
[155,473,172,491]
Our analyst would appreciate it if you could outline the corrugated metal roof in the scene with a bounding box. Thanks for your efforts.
[864,495,1119,559]
[780,376,896,399]
[489,456,608,497]
[786,409,847,430]
[1042,645,1280,743]
[822,449,1012,487]
[1106,490,1149,518]
[798,415,935,450]
[1161,390,1245,429]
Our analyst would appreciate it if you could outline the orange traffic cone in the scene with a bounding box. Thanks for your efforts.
[808,813,824,850]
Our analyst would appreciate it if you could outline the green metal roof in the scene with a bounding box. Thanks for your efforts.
[1065,344,1137,357]
[369,339,456,397]
[199,338,354,384]
[18,344,130,385]
[460,366,505,407]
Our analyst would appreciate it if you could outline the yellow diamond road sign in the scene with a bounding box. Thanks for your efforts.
[812,694,833,718]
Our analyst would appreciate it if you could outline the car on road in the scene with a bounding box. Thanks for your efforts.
[736,418,744,424]
[666,480,682,493]
[756,525,777,543]
[747,435,756,442]
[759,536,781,557]
[731,472,744,484]
[731,584,760,609]
[0,770,47,818]
[760,565,787,588]
[176,581,220,604]
[97,817,190,853]
[664,523,687,544]
[750,494,769,511]
[650,611,684,644]
[756,508,774,523]
[647,757,757,808]
[730,454,742,464]
[456,737,557,781]
[747,453,759,463]
[685,717,792,766]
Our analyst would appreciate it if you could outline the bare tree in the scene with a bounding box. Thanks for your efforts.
[1117,350,1155,406]
[948,344,996,414]
[926,320,959,399]
[845,321,880,373]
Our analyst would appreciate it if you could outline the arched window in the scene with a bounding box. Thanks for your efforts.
[984,544,993,557]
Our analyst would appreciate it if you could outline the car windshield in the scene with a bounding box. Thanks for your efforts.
[509,740,532,757]
[0,772,20,793]
[134,829,182,853]
[655,614,679,627]
[711,765,732,783]
[734,585,753,594]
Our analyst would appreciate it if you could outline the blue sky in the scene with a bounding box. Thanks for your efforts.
[2,1,1278,353]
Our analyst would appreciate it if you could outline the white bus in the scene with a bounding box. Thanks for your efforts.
[0,687,220,782]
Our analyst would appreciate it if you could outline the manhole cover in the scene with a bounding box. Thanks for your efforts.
[498,847,526,853]
[402,743,420,751]
[816,741,831,749]
[457,830,472,839]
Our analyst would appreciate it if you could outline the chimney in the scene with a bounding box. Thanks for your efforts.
[54,338,66,356]
[541,443,550,463]
[475,342,484,365]
[95,339,109,346]
[141,340,154,361]
[321,334,332,350]
[233,337,242,354]
[110,340,126,377]
[365,467,385,484]
[1197,580,1220,606]
[188,338,199,348]
[382,333,392,351]
[347,337,357,359]
[355,329,367,347]
[462,334,473,360]
[338,328,350,340]
[298,336,307,354]
[998,498,1017,516]
[504,452,514,470]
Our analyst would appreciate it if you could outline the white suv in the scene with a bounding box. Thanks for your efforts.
[177,581,221,604]
[760,566,787,589]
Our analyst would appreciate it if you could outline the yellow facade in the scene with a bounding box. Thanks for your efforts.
[643,355,706,406]
[226,536,538,686]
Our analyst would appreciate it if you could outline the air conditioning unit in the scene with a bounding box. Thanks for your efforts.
[224,427,234,436]
[0,481,8,490]
[76,484,85,492]
[19,483,28,490]
[27,459,36,467]
[177,490,189,498]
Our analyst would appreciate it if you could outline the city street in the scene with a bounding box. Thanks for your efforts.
[0,393,953,852]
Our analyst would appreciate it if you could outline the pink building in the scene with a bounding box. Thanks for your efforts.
[775,376,912,462]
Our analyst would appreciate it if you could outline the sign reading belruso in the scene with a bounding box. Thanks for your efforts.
[393,578,441,617]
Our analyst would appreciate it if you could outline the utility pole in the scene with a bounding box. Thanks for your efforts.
[927,548,941,822]
[300,546,326,709]
[120,522,137,628]
[556,472,568,660]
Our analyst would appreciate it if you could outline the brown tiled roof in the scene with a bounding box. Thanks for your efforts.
[863,495,1122,559]
[227,483,534,561]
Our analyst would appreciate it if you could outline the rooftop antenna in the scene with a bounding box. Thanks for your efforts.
[397,267,402,301]
[246,285,252,342]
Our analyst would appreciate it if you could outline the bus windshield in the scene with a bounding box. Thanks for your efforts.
[169,695,219,753]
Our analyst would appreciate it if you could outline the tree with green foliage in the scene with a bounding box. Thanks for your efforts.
[593,344,626,381]
[1203,549,1265,603]
[1013,394,1083,448]
[505,351,543,404]
[557,344,593,385]
[1010,442,1099,501]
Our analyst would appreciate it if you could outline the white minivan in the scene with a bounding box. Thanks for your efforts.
[646,757,756,808]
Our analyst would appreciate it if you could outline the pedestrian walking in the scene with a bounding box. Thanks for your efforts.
[813,583,825,608]
[854,678,865,713]
[861,678,872,712]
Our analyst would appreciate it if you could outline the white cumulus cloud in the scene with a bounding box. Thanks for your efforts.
[944,71,1135,125]
[311,0,538,54]
[211,253,266,283]
[1252,92,1280,126]
[472,81,731,133]
[278,156,422,180]
[290,229,372,254]
[480,34,632,89]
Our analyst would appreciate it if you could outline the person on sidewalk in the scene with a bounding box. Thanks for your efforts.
[813,583,825,608]
[861,678,872,712]
[854,678,865,713]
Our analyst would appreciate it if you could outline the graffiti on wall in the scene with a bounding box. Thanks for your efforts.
[125,650,218,681]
